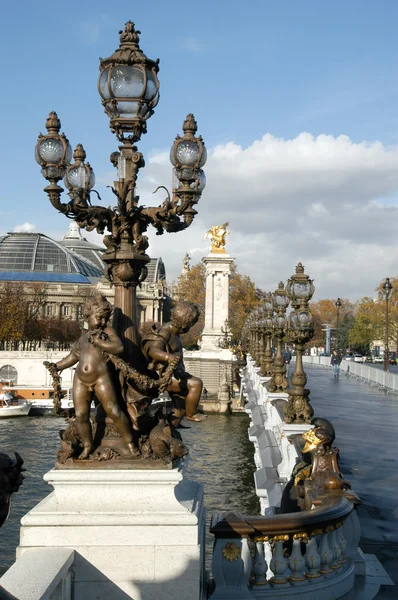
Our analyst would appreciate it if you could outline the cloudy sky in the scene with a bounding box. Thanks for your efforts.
[1,1,398,301]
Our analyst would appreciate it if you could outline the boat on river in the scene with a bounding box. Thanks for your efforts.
[2,386,73,416]
[0,393,31,417]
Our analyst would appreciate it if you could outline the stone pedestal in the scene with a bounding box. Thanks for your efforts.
[18,464,205,600]
[199,397,231,414]
[200,252,234,352]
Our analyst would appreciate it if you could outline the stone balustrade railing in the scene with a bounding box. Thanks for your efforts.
[211,354,372,600]
[0,547,74,599]
[210,490,359,600]
[240,357,307,514]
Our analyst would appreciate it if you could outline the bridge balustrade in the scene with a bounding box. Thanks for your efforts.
[210,492,358,599]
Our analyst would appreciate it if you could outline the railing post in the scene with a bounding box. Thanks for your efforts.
[211,536,254,599]
[304,535,321,578]
[328,526,342,569]
[251,540,268,586]
[319,531,334,575]
[288,535,308,585]
[269,536,290,587]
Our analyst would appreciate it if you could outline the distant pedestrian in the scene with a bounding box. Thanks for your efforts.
[283,350,292,364]
[330,350,341,377]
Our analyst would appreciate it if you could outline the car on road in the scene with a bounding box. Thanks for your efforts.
[343,355,353,361]
[353,354,366,363]
[373,356,383,363]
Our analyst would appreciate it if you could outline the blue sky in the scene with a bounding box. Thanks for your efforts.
[1,0,398,299]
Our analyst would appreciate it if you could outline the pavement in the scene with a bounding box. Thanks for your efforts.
[305,366,398,598]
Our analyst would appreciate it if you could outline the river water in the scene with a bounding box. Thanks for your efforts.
[0,413,259,575]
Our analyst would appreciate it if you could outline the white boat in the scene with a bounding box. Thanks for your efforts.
[0,393,31,417]
[2,386,74,416]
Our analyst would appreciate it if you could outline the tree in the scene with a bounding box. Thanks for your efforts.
[375,277,398,354]
[0,282,26,343]
[0,282,47,348]
[229,265,262,343]
[175,263,206,349]
[348,297,380,353]
[310,298,354,349]
[176,261,263,348]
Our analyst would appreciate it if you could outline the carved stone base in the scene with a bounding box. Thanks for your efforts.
[18,464,205,600]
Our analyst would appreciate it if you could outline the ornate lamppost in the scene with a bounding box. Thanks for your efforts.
[219,319,232,349]
[335,297,342,353]
[284,264,315,423]
[260,293,274,377]
[382,278,393,372]
[254,309,264,366]
[35,21,206,369]
[268,282,290,392]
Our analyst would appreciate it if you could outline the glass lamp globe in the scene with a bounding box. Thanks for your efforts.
[191,169,206,192]
[99,66,159,119]
[298,310,311,326]
[170,114,207,175]
[275,315,286,328]
[64,164,95,191]
[63,145,95,192]
[289,311,299,329]
[35,112,72,180]
[98,21,160,141]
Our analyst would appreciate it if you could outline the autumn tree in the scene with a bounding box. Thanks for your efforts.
[310,298,354,350]
[175,263,206,349]
[375,277,398,354]
[348,297,380,353]
[176,261,263,348]
[0,282,47,348]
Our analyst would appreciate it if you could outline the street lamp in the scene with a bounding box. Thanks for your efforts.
[285,263,315,423]
[382,278,393,372]
[219,319,232,349]
[335,297,342,353]
[35,21,206,367]
[260,293,274,377]
[268,282,290,392]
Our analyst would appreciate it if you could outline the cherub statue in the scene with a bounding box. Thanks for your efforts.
[204,222,229,252]
[47,293,138,459]
[140,300,206,427]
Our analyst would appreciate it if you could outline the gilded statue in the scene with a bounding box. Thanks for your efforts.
[204,222,229,253]
[280,418,357,513]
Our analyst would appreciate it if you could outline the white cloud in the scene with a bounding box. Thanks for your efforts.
[14,222,37,233]
[87,131,398,301]
[181,37,204,54]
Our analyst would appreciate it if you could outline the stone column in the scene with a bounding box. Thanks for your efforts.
[200,253,234,352]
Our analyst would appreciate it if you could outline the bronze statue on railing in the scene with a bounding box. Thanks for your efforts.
[44,295,202,464]
[281,417,358,513]
[210,418,361,594]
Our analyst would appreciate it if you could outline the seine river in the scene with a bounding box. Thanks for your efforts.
[0,413,259,575]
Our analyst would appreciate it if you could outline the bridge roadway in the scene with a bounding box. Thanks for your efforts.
[304,365,398,598]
